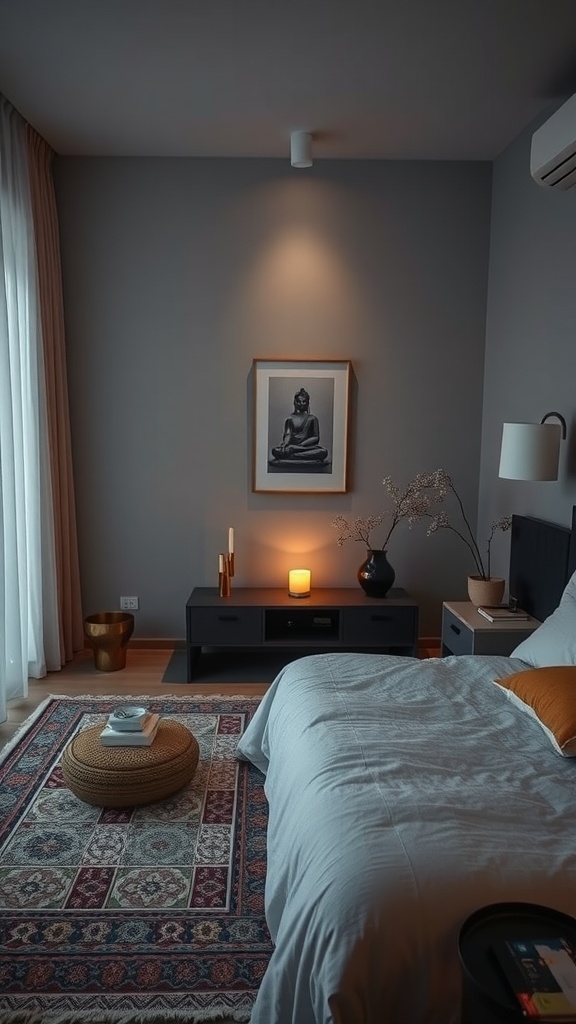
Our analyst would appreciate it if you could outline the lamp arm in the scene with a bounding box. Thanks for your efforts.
[540,411,567,439]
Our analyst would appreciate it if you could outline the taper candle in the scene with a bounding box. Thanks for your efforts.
[228,527,234,554]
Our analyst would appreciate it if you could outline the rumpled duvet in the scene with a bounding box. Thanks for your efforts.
[237,652,576,1024]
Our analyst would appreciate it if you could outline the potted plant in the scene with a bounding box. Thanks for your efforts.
[426,470,512,606]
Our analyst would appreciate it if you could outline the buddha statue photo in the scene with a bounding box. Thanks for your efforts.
[269,387,330,470]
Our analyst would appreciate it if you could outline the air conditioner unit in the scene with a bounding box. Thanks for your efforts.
[530,93,576,190]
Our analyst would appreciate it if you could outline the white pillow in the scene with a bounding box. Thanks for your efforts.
[511,569,576,667]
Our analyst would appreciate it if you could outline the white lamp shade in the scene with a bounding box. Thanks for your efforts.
[498,422,562,481]
[290,131,312,168]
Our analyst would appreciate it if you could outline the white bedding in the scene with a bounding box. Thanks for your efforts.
[236,652,576,1024]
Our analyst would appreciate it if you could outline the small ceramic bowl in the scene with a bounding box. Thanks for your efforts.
[107,705,148,732]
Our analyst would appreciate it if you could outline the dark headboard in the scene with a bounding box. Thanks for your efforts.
[570,505,576,579]
[509,506,575,622]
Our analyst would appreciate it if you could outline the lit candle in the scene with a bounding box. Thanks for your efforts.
[288,569,311,598]
[228,527,234,554]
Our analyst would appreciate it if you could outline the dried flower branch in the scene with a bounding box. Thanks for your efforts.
[425,470,512,579]
[332,470,447,551]
[333,467,511,581]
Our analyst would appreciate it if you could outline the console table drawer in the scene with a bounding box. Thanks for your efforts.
[189,607,261,645]
[342,606,417,647]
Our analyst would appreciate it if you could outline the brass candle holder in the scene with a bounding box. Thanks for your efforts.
[218,528,235,597]
[218,553,231,597]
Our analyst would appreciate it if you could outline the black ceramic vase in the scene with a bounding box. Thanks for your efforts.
[357,549,395,598]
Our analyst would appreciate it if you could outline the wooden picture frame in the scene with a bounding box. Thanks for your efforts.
[252,359,351,493]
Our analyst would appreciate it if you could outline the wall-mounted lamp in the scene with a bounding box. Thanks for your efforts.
[288,568,311,597]
[498,411,567,481]
[290,131,313,168]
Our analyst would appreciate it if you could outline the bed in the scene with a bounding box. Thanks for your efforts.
[237,507,576,1024]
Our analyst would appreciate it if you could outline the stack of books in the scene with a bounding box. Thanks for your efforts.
[478,605,529,623]
[492,935,576,1020]
[100,710,160,747]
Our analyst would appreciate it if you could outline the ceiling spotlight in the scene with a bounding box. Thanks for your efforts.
[290,131,312,168]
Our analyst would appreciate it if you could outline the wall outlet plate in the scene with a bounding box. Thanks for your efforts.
[120,596,139,610]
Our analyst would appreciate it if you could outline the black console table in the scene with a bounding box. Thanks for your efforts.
[185,586,419,682]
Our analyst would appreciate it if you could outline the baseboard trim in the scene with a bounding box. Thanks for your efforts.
[96,638,187,651]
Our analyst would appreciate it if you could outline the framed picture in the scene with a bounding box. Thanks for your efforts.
[252,359,351,493]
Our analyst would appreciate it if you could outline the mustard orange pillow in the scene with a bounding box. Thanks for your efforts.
[494,667,576,756]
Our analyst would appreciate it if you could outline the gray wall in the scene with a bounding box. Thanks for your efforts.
[478,108,576,577]
[54,157,492,639]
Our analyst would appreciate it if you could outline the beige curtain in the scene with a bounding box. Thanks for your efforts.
[25,126,84,663]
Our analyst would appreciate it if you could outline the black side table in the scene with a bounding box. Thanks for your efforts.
[459,901,576,1023]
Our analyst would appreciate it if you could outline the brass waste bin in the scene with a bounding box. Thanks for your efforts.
[83,611,135,672]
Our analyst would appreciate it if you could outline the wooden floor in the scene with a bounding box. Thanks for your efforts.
[0,649,269,754]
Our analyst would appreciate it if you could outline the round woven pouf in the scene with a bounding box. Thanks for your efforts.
[61,719,199,808]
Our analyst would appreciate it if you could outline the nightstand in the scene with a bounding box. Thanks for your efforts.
[441,601,540,657]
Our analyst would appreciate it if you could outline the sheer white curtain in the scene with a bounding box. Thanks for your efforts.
[0,95,61,721]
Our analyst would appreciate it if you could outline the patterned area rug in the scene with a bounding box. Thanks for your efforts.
[0,694,271,1024]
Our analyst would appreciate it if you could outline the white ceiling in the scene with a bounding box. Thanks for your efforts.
[1,0,576,161]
